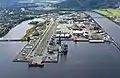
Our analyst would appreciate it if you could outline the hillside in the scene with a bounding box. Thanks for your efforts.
[1,0,120,9]
[55,0,120,9]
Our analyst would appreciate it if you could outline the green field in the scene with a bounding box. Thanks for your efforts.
[21,20,50,40]
[95,9,120,17]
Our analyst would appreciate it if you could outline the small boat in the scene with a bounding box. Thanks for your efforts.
[37,63,44,68]
[28,62,44,67]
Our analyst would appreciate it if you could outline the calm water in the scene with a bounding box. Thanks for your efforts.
[2,18,44,39]
[85,11,120,43]
[0,13,120,78]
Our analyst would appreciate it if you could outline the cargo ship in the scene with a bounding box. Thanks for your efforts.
[28,61,44,67]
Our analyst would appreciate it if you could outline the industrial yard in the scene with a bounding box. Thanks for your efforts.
[55,12,110,42]
[13,11,111,67]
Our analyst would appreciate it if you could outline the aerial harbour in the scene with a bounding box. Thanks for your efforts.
[0,10,120,78]
[1,0,120,78]
[10,11,120,68]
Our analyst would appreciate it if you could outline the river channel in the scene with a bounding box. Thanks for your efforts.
[0,13,120,78]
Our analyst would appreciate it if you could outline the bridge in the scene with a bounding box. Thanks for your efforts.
[0,37,32,42]
[0,39,26,42]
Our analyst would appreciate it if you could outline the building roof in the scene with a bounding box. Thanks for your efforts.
[73,30,84,34]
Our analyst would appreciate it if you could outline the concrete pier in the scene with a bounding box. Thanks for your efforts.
[13,19,55,62]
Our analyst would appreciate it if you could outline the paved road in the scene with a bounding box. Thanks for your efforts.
[26,20,54,58]
[33,18,58,56]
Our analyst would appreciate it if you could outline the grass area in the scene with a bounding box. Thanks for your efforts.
[22,27,35,40]
[94,9,120,25]
[21,20,50,40]
[95,9,120,17]
[95,10,110,16]
[107,9,120,16]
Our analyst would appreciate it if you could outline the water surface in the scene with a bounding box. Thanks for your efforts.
[0,13,120,78]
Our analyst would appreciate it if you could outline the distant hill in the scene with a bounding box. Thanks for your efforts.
[0,0,17,6]
[55,0,120,9]
[1,0,120,9]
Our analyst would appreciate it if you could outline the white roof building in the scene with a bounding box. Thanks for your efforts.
[60,34,64,37]
[65,34,71,37]
[73,30,84,34]
[55,34,60,37]
[56,26,61,30]
[83,33,89,36]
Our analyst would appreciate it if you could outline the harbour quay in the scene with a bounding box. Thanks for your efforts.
[54,12,110,43]
[13,17,54,62]
[13,11,112,67]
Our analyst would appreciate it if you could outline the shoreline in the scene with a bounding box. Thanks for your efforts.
[0,17,34,38]
[93,10,120,27]
[89,11,120,51]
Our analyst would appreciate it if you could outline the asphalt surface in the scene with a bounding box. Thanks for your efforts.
[34,18,58,56]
